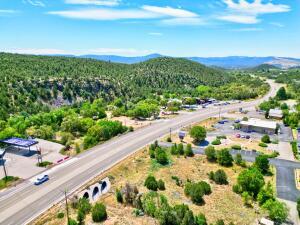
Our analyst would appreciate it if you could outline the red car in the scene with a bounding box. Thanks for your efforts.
[235,134,241,138]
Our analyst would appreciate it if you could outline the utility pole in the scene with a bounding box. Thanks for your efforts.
[2,160,8,181]
[64,190,70,225]
[169,128,172,139]
[219,106,222,120]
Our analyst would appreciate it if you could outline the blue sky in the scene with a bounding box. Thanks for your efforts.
[0,0,299,57]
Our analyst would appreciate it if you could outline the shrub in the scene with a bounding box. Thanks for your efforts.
[184,181,211,205]
[211,138,221,145]
[36,161,53,167]
[242,191,253,207]
[184,144,194,157]
[217,149,233,167]
[68,218,78,225]
[216,219,225,225]
[77,209,85,225]
[231,145,241,150]
[77,198,91,215]
[205,146,217,162]
[261,135,271,144]
[232,184,243,194]
[57,212,64,219]
[190,126,207,143]
[262,199,288,223]
[157,179,166,190]
[178,143,184,155]
[155,147,168,165]
[144,175,158,191]
[255,154,270,174]
[257,182,274,206]
[217,135,227,139]
[166,136,172,142]
[259,142,268,148]
[213,169,228,185]
[171,143,178,155]
[171,176,183,186]
[208,171,215,181]
[235,153,246,167]
[116,189,123,203]
[92,203,107,222]
[195,213,207,225]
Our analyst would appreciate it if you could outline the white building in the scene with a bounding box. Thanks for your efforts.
[269,109,283,119]
[240,118,278,135]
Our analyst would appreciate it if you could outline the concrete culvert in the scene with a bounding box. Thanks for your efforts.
[92,186,100,201]
[83,192,89,199]
[101,181,107,192]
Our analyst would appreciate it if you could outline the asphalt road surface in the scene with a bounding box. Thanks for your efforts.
[0,80,281,225]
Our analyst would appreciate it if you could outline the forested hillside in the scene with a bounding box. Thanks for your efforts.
[0,53,228,119]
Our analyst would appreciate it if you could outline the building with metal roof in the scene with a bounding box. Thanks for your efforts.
[269,108,283,119]
[240,118,278,135]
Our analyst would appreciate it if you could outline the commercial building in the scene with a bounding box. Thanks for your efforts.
[240,118,278,135]
[269,109,283,119]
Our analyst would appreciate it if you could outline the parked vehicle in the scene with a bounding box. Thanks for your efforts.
[236,134,241,138]
[34,174,49,185]
[245,135,251,139]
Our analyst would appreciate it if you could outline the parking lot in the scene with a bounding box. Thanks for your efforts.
[0,139,65,180]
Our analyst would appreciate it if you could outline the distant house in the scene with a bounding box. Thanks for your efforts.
[269,109,283,119]
[240,118,277,135]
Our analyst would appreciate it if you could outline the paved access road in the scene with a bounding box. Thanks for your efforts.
[0,80,281,225]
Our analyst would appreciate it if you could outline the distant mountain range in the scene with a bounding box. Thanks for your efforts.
[48,53,300,69]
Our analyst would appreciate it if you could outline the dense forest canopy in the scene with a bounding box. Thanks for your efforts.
[0,53,269,121]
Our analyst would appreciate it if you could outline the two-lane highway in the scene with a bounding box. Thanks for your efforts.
[0,80,281,225]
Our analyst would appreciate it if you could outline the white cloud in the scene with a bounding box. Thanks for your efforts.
[142,5,198,18]
[65,0,120,6]
[148,32,163,36]
[219,0,290,24]
[0,9,18,14]
[223,0,290,15]
[48,8,159,20]
[161,17,206,26]
[48,5,203,26]
[26,0,45,7]
[218,14,259,24]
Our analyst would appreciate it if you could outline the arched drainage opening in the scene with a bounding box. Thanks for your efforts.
[101,181,107,192]
[92,186,100,200]
[83,192,89,200]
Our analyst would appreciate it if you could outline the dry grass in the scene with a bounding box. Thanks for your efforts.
[33,145,268,225]
[295,169,300,190]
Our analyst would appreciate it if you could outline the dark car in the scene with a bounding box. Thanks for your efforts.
[34,174,49,185]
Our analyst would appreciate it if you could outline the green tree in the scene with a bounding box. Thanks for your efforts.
[92,202,107,222]
[205,146,217,162]
[181,210,195,225]
[261,135,271,144]
[158,179,166,190]
[185,144,194,157]
[276,87,288,100]
[190,126,207,143]
[297,198,300,217]
[262,199,288,223]
[213,169,228,185]
[237,168,265,197]
[257,182,274,206]
[255,155,270,174]
[77,209,85,225]
[217,149,233,167]
[116,189,123,203]
[144,175,158,191]
[155,147,168,165]
[178,143,184,155]
[195,213,207,225]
